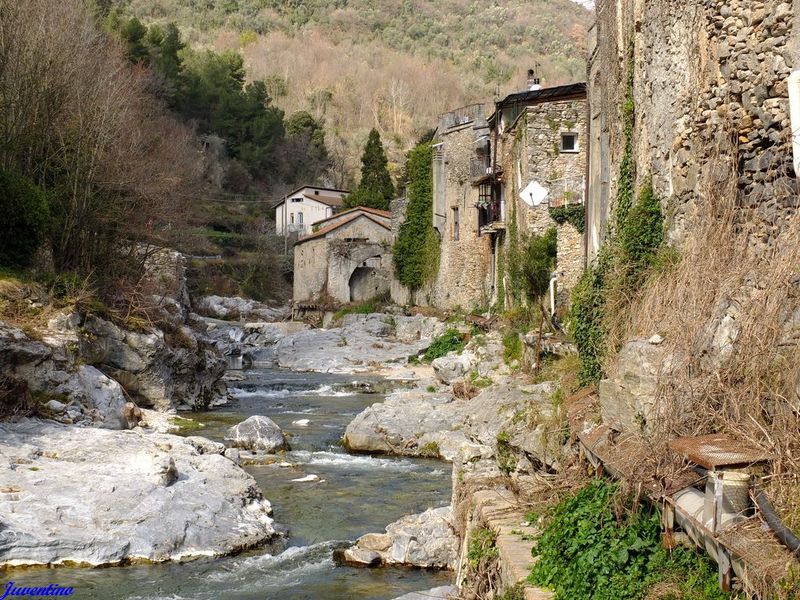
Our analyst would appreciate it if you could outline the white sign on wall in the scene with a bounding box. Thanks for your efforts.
[520,180,548,207]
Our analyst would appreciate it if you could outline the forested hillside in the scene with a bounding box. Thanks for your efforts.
[109,0,592,184]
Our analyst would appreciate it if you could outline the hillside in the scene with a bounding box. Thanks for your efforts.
[114,0,592,186]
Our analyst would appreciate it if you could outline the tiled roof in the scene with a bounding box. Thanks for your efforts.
[295,211,391,245]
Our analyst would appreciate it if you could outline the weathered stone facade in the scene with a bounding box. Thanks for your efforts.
[587,0,799,260]
[293,211,392,305]
[493,88,588,308]
[430,119,494,310]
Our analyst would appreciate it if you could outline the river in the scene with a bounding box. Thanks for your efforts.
[13,369,453,599]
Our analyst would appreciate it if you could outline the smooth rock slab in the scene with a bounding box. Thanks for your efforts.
[0,419,278,567]
[224,415,288,452]
[392,586,455,600]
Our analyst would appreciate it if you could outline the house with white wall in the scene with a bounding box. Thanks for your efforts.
[274,186,348,236]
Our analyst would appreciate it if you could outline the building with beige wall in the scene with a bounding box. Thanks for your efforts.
[293,207,393,305]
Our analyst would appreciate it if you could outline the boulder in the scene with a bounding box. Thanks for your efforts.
[344,507,459,570]
[431,352,476,384]
[224,416,288,453]
[345,380,557,469]
[196,296,289,322]
[0,419,279,567]
[598,338,668,434]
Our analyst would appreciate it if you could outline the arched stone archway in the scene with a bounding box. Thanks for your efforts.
[348,255,388,302]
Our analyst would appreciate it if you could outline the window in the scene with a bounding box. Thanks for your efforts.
[290,214,294,224]
[452,208,460,241]
[291,197,303,203]
[298,212,304,224]
[560,132,579,153]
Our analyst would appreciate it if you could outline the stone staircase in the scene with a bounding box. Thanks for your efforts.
[467,489,554,600]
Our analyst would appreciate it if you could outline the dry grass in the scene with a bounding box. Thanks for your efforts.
[611,141,800,529]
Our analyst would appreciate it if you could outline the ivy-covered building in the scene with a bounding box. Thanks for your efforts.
[413,76,587,312]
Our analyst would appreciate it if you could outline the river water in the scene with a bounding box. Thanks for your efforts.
[14,369,453,599]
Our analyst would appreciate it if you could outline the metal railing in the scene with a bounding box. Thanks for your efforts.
[438,103,485,130]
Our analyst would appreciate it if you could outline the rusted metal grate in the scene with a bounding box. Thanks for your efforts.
[668,434,770,470]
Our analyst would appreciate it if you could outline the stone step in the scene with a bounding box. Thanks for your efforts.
[469,488,554,600]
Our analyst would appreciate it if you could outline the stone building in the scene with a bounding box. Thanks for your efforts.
[293,207,392,305]
[394,81,588,312]
[489,81,588,308]
[586,0,799,261]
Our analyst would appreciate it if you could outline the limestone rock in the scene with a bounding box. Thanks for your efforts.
[598,338,668,434]
[224,416,288,453]
[432,352,477,384]
[0,419,279,567]
[391,587,455,600]
[347,507,459,570]
[345,379,557,468]
[196,296,289,322]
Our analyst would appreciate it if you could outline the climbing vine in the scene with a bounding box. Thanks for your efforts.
[568,41,668,386]
[548,204,585,234]
[394,142,440,290]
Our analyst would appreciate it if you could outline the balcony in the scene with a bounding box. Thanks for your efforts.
[478,201,505,235]
[438,103,485,131]
[470,156,494,183]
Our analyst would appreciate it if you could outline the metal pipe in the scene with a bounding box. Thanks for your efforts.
[549,273,558,316]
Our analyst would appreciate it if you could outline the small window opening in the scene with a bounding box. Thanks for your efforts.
[560,132,579,153]
[452,207,460,241]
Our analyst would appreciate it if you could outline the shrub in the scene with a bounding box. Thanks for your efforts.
[619,179,663,269]
[423,328,466,361]
[522,227,557,303]
[0,169,49,268]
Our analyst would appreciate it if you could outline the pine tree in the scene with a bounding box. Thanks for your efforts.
[345,128,394,210]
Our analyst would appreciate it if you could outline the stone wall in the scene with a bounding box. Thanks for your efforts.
[293,237,328,302]
[587,0,799,257]
[430,124,494,310]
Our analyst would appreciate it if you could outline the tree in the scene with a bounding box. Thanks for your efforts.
[0,169,49,268]
[345,128,394,210]
[280,110,330,184]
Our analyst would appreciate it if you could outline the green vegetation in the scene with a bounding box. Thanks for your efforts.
[345,129,395,210]
[418,441,440,458]
[393,142,440,290]
[332,300,379,323]
[467,527,499,568]
[498,584,525,600]
[568,45,666,386]
[549,203,585,234]
[0,169,49,268]
[522,227,558,303]
[502,332,523,367]
[423,328,466,362]
[426,385,437,393]
[469,370,493,389]
[530,479,730,600]
[496,430,517,475]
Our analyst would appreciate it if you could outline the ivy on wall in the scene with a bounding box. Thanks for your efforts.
[568,41,668,386]
[393,142,440,291]
[548,204,585,234]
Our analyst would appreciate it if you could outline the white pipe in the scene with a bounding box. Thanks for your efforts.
[788,70,800,177]
[549,273,558,317]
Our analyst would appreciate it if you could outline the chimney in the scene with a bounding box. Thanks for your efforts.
[526,68,541,91]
